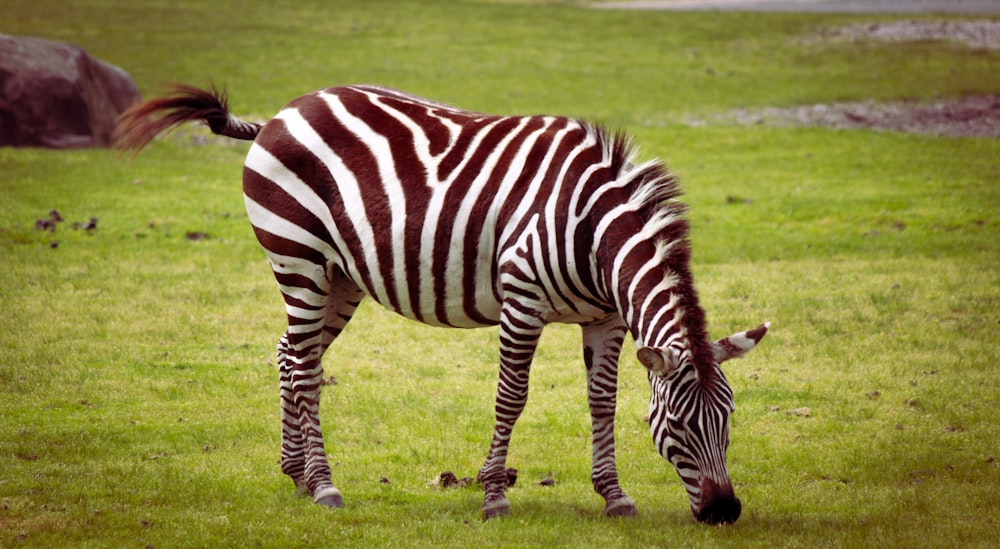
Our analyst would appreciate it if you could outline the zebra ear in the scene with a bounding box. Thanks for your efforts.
[637,347,680,377]
[712,322,770,363]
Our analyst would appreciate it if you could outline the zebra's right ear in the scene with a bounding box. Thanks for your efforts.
[638,347,680,378]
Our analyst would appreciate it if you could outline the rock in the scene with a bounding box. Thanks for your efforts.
[435,471,475,488]
[505,467,518,487]
[438,471,459,487]
[0,34,141,148]
[34,209,66,232]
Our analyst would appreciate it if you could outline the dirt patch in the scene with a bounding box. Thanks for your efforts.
[820,20,1000,50]
[594,0,1000,14]
[698,95,1000,138]
[693,20,1000,137]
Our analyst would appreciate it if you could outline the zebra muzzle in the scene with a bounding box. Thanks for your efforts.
[694,478,741,525]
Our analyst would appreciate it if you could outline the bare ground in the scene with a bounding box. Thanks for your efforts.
[714,20,1000,137]
[598,3,1000,138]
[692,95,1000,138]
[818,19,1000,50]
[595,0,1000,14]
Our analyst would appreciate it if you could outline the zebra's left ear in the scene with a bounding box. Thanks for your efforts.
[638,347,680,377]
[712,322,770,364]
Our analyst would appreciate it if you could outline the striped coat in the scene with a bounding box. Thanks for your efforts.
[115,84,768,524]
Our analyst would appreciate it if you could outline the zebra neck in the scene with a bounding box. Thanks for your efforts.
[602,233,713,367]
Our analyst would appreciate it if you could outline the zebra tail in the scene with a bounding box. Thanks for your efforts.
[113,84,263,154]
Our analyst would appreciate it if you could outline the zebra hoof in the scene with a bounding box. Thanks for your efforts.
[482,497,510,520]
[603,496,637,518]
[314,486,344,508]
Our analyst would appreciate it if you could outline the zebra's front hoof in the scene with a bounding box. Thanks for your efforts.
[482,496,510,520]
[314,486,344,508]
[603,496,637,518]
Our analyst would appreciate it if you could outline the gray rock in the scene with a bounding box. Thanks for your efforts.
[0,34,141,148]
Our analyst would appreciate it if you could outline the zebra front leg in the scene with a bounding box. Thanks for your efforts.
[479,306,543,519]
[582,316,636,518]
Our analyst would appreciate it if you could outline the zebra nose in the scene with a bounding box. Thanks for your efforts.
[696,494,741,524]
[695,478,741,524]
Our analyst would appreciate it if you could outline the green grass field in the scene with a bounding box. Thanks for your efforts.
[2,1,998,547]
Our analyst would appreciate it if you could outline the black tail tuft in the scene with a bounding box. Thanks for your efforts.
[113,84,262,154]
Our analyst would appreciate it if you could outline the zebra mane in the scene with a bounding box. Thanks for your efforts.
[627,164,681,208]
[584,125,683,215]
[607,127,687,250]
[597,127,717,378]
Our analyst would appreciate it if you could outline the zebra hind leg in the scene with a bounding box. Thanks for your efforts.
[277,327,344,508]
[582,317,637,518]
[277,333,308,494]
[275,268,364,509]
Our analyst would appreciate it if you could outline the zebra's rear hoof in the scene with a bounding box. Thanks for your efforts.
[603,496,637,518]
[314,486,344,508]
[482,497,510,520]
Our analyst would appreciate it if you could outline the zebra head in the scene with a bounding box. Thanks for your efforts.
[637,322,769,524]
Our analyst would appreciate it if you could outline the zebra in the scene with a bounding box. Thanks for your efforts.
[115,84,768,524]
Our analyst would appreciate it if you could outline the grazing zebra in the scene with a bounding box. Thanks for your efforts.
[115,84,768,524]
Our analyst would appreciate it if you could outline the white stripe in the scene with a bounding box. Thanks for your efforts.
[276,102,392,308]
[543,126,599,308]
[444,117,539,323]
[417,117,509,324]
[243,194,335,261]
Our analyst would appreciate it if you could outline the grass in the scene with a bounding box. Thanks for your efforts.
[2,1,998,547]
